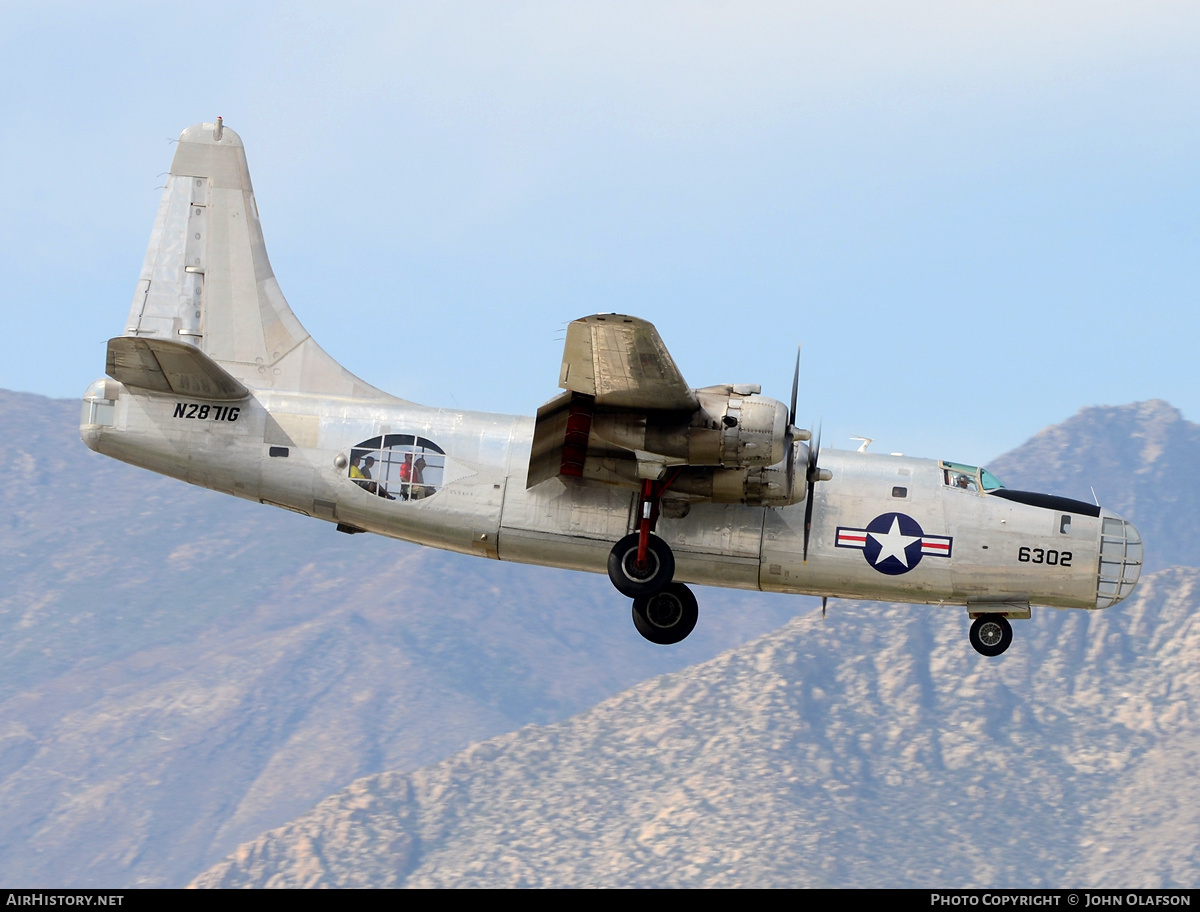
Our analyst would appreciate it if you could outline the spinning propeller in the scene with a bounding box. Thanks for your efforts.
[803,423,824,562]
[784,343,830,562]
[784,346,801,503]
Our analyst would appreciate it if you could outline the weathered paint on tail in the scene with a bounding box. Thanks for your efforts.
[121,121,396,400]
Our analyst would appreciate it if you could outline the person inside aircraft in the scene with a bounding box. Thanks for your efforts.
[357,455,395,499]
[958,473,978,493]
[409,456,433,499]
[350,455,370,490]
[361,455,379,493]
[348,436,446,501]
[941,461,1005,494]
[397,453,415,499]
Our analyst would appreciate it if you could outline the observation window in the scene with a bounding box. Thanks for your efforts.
[348,433,446,501]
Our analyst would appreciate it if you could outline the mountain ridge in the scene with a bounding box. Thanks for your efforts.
[192,564,1200,888]
[0,390,1194,886]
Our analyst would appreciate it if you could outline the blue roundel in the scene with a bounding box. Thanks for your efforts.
[862,512,927,576]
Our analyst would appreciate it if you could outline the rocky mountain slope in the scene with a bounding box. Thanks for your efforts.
[194,564,1200,888]
[0,390,800,886]
[0,392,1193,886]
[988,399,1199,573]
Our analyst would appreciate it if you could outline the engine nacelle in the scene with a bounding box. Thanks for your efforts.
[693,387,790,468]
[588,386,790,471]
[528,385,797,496]
[672,464,790,506]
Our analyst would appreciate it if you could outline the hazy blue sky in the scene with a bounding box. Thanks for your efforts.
[2,2,1197,465]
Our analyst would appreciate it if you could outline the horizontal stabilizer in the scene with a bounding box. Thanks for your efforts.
[106,337,249,400]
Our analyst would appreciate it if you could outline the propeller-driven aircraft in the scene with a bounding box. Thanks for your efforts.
[81,122,1144,656]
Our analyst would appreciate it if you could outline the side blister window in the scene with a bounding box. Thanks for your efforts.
[348,434,446,501]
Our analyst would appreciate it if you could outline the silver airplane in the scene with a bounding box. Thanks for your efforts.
[80,121,1143,657]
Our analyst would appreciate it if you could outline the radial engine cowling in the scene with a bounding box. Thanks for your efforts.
[587,386,791,470]
[691,387,790,469]
[695,462,797,506]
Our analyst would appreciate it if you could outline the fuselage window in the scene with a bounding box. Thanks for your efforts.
[348,433,446,501]
[892,486,908,498]
[1060,514,1072,535]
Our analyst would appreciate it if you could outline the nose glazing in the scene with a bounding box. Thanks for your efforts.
[1097,513,1142,608]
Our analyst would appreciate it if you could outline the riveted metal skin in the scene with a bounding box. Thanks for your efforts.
[82,123,1142,638]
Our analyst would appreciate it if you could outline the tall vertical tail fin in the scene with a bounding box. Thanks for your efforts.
[119,120,393,400]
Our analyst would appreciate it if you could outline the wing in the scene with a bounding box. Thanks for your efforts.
[558,315,697,411]
[527,315,697,488]
[528,313,798,499]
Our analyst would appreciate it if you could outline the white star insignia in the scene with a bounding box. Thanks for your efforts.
[869,516,921,568]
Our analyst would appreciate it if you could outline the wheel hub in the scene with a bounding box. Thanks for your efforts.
[978,621,1004,647]
[621,548,660,583]
[645,592,684,628]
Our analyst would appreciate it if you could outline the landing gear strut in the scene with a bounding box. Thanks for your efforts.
[969,614,1013,657]
[607,478,676,597]
[608,477,697,644]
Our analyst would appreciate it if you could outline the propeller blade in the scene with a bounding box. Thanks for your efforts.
[785,344,801,501]
[808,424,821,479]
[789,345,800,427]
[786,433,795,501]
[802,424,821,562]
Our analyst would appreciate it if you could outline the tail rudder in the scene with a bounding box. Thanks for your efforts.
[118,120,394,400]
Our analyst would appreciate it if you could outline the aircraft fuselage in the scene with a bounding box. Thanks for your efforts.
[81,383,1130,614]
[80,121,1143,655]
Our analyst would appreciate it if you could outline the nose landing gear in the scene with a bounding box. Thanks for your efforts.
[969,614,1013,657]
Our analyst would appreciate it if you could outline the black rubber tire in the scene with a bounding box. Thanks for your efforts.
[969,614,1013,657]
[632,582,699,645]
[607,532,675,598]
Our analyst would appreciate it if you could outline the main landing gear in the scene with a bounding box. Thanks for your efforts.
[608,531,675,597]
[608,477,697,645]
[969,614,1013,657]
[632,583,698,645]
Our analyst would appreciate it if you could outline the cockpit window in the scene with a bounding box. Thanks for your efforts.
[941,461,1006,494]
